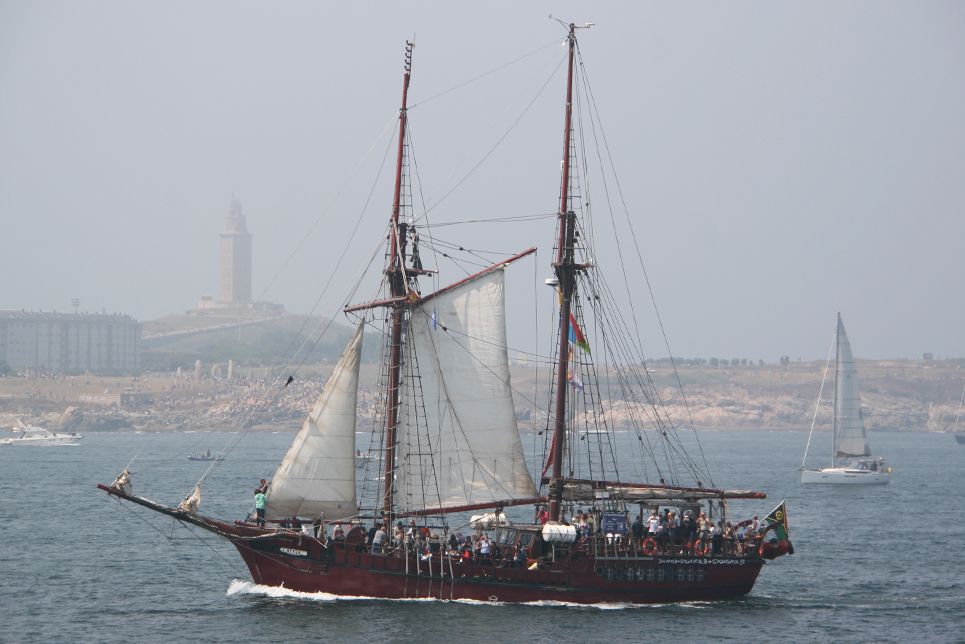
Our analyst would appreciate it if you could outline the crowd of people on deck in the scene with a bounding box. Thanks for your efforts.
[629,508,768,555]
[558,505,768,556]
[314,509,767,563]
[306,518,533,568]
[249,477,766,561]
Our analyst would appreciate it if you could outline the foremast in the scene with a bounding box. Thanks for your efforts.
[383,41,415,524]
[347,41,541,524]
[548,24,578,523]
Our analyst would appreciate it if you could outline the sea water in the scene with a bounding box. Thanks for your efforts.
[2,430,963,643]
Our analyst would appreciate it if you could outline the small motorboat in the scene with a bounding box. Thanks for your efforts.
[0,421,83,446]
[187,451,225,461]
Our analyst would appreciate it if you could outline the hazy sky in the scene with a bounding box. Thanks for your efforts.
[2,1,963,362]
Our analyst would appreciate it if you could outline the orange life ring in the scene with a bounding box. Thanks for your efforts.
[693,540,707,556]
[642,537,657,556]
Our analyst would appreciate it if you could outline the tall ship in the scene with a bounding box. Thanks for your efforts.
[801,313,890,484]
[99,25,792,603]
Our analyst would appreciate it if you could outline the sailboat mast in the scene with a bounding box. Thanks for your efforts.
[383,41,414,521]
[832,313,841,467]
[549,24,577,523]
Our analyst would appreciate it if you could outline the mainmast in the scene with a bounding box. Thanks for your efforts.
[549,24,578,523]
[383,41,414,522]
[832,312,841,467]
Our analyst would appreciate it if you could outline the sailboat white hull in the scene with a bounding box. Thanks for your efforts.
[801,468,889,485]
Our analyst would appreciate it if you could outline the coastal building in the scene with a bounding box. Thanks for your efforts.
[0,310,141,372]
[78,391,153,407]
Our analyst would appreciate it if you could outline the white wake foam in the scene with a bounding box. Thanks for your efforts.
[226,579,703,610]
[226,579,434,603]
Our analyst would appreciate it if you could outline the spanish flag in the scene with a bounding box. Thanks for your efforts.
[568,313,591,353]
[763,500,789,541]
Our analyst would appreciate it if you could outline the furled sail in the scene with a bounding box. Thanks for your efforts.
[396,268,538,512]
[264,322,363,520]
[833,314,871,458]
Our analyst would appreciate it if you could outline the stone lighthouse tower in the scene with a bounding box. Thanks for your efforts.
[220,196,252,305]
[193,196,281,315]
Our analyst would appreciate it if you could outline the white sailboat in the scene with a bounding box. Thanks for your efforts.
[952,379,965,445]
[801,313,890,484]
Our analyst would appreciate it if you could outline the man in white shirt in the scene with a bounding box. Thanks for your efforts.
[647,510,660,537]
[477,535,492,562]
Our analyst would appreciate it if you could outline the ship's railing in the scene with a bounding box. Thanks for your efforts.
[333,537,523,568]
[328,532,763,568]
[570,534,760,559]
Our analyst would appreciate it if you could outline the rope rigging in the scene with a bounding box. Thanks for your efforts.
[408,38,566,110]
[191,118,404,488]
[123,115,401,478]
[123,28,726,526]
[578,41,716,486]
[532,36,718,498]
[415,45,568,222]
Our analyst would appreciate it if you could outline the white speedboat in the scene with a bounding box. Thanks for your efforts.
[0,421,83,446]
[801,313,890,485]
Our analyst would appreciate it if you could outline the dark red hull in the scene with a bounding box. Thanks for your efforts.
[94,485,765,604]
[231,534,763,604]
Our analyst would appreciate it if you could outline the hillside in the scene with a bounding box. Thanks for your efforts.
[140,314,380,371]
[1,356,961,435]
[508,358,965,433]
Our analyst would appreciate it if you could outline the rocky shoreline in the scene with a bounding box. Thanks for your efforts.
[1,359,962,435]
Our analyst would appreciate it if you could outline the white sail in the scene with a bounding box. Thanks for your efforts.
[265,322,363,520]
[834,314,871,458]
[396,268,538,512]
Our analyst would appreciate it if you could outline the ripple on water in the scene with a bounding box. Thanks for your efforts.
[4,431,965,644]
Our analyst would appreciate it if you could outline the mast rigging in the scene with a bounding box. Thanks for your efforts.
[548,23,578,522]
[97,28,792,605]
[384,40,415,522]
